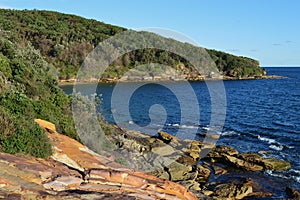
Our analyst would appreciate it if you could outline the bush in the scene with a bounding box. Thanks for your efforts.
[0,106,52,158]
[0,33,78,158]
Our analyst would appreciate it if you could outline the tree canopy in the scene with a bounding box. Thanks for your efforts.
[0,9,264,80]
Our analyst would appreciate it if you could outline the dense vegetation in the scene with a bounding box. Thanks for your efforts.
[0,30,78,158]
[0,9,264,80]
[0,9,265,158]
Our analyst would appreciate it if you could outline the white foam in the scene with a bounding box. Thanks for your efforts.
[289,169,300,183]
[203,126,210,131]
[293,176,300,183]
[181,125,197,129]
[258,135,276,144]
[269,145,283,151]
[290,169,300,174]
[266,170,286,179]
[266,170,300,184]
[221,131,239,136]
[285,145,295,149]
[128,120,134,124]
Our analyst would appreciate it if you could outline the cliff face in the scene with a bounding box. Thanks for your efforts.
[0,119,197,200]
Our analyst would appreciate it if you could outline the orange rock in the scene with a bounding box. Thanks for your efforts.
[34,119,198,200]
[34,119,56,134]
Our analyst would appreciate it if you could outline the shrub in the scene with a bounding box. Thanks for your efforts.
[0,106,52,158]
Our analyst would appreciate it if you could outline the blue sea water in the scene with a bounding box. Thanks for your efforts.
[61,67,300,193]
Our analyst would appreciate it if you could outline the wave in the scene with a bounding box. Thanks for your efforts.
[221,131,240,136]
[266,170,300,184]
[202,126,210,131]
[181,124,198,129]
[257,135,294,151]
[258,135,276,144]
[165,123,199,129]
[269,144,283,151]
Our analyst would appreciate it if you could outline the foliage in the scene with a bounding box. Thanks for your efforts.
[0,106,52,158]
[0,9,264,80]
[0,33,77,158]
[0,9,126,79]
[207,49,264,77]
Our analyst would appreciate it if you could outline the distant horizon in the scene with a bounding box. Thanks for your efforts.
[0,1,299,66]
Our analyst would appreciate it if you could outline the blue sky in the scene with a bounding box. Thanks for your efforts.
[0,0,299,66]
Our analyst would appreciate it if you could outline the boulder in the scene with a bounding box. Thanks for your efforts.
[224,154,264,171]
[196,165,211,182]
[34,118,56,134]
[261,158,291,170]
[286,187,300,199]
[210,179,253,200]
[153,161,194,182]
[238,153,263,165]
[158,131,179,145]
[213,165,228,175]
[208,145,238,159]
[216,145,239,156]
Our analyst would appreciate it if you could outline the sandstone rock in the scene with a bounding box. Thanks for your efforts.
[196,165,211,182]
[153,161,194,182]
[216,145,239,156]
[158,130,179,144]
[180,180,201,191]
[202,190,214,196]
[213,165,228,175]
[34,118,56,134]
[33,119,198,200]
[247,191,273,198]
[238,153,263,165]
[151,144,176,156]
[211,179,253,199]
[208,145,291,172]
[286,187,300,199]
[43,176,83,191]
[208,145,238,159]
[30,118,291,199]
[261,158,291,170]
[224,154,264,171]
[258,150,272,155]
[187,141,201,161]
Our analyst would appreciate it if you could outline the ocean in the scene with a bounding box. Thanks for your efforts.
[61,67,300,194]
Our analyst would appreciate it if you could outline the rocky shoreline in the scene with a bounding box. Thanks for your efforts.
[0,119,298,199]
[105,123,297,199]
[58,75,284,85]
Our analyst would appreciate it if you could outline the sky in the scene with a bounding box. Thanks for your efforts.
[0,0,299,66]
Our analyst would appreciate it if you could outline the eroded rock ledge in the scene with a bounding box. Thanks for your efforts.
[0,119,297,199]
[0,119,197,200]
